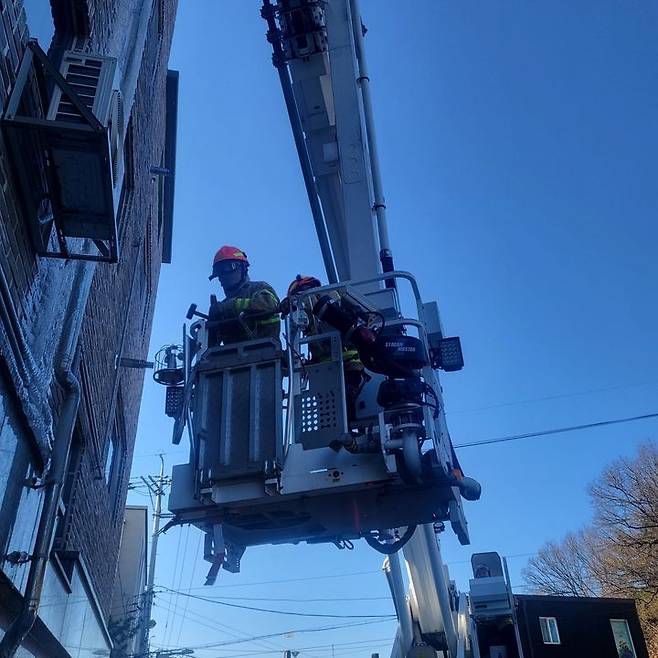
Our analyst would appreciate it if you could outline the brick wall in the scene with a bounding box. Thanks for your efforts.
[0,0,42,361]
[56,0,178,618]
[0,0,178,626]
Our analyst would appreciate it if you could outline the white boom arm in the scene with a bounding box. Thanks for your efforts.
[264,2,472,656]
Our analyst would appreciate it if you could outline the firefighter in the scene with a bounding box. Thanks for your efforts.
[282,275,367,420]
[208,246,280,345]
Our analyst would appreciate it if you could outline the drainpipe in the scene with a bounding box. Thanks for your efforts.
[0,259,94,658]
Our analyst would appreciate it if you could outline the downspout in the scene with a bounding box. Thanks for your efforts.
[0,259,94,658]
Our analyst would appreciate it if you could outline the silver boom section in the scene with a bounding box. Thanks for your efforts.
[269,2,479,656]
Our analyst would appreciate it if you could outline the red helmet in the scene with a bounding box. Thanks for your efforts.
[210,245,249,280]
[212,245,249,265]
[287,275,322,297]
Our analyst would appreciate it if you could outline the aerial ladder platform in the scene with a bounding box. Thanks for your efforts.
[156,2,525,657]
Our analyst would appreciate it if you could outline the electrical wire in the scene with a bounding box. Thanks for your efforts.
[173,531,202,647]
[176,568,382,591]
[154,618,396,653]
[447,380,658,416]
[206,595,392,603]
[166,636,395,658]
[453,412,658,449]
[152,598,289,655]
[155,585,396,619]
[165,524,190,646]
[161,522,185,646]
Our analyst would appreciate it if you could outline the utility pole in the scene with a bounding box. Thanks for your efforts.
[136,455,170,658]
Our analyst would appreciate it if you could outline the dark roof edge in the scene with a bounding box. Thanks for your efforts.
[161,69,179,264]
[515,593,636,605]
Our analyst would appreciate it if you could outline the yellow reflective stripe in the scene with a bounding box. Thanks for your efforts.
[257,288,278,303]
[235,298,250,312]
[342,349,360,361]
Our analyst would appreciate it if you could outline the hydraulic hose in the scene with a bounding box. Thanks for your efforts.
[348,0,396,284]
[261,0,338,285]
[364,525,417,555]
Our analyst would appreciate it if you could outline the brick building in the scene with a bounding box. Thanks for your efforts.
[0,0,177,656]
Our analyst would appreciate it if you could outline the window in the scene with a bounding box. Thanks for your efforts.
[610,619,637,658]
[539,617,560,645]
[107,395,127,525]
[155,152,166,238]
[141,218,153,337]
[118,116,135,243]
[104,434,116,485]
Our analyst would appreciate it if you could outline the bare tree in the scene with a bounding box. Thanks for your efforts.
[523,529,603,597]
[590,442,658,600]
[523,441,658,657]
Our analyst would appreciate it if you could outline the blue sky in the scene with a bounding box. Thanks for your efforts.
[24,1,658,656]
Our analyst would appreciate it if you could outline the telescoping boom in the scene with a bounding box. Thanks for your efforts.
[156,3,498,658]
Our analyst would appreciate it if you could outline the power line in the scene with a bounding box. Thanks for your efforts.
[454,412,658,449]
[189,639,396,658]
[155,585,396,619]
[152,598,289,655]
[165,636,394,658]
[178,569,383,591]
[174,531,202,647]
[201,595,392,603]
[160,618,396,653]
[173,552,532,594]
[447,380,658,416]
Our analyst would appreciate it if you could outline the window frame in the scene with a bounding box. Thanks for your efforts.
[539,616,561,645]
[104,433,116,487]
[610,619,637,658]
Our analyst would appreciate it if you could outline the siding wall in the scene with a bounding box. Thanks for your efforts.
[516,595,650,658]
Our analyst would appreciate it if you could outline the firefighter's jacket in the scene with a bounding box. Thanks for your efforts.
[209,279,281,345]
[294,290,361,372]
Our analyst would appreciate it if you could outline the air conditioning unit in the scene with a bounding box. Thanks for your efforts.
[2,41,125,262]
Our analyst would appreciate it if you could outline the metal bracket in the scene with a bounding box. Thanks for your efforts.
[1,40,120,262]
[264,459,282,495]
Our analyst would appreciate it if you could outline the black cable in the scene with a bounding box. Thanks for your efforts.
[363,525,417,555]
[454,412,658,449]
[422,382,440,419]
[174,568,382,591]
[208,594,392,603]
[282,331,309,381]
[146,618,395,655]
[155,586,395,619]
[447,380,658,416]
